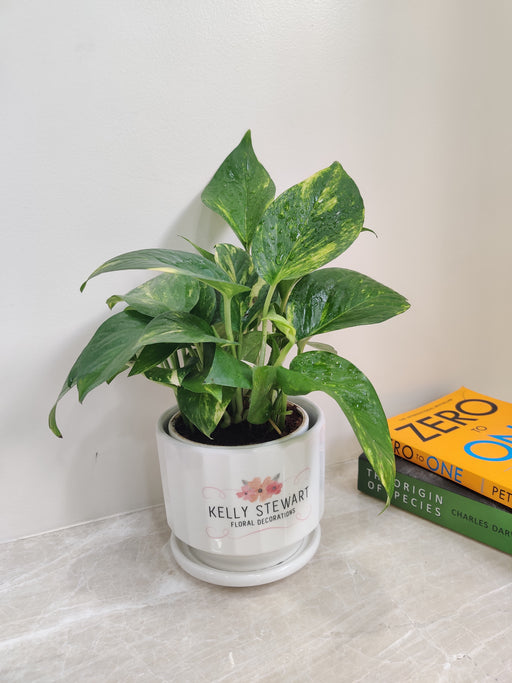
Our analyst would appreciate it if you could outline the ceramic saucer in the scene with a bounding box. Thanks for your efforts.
[170,526,321,587]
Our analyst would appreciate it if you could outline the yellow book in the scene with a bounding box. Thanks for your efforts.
[388,387,512,510]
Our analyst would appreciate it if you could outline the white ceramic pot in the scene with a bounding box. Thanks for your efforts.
[156,396,325,587]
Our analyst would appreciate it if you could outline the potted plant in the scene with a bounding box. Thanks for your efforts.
[49,131,409,586]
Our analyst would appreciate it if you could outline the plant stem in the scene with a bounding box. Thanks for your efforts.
[222,295,236,356]
[232,389,244,423]
[279,278,297,313]
[257,283,277,366]
[297,339,307,354]
[169,348,181,370]
[273,340,295,368]
[222,294,244,423]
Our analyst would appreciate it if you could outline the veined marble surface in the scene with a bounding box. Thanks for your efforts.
[2,458,511,682]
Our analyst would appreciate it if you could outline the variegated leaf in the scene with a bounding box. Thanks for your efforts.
[252,162,364,285]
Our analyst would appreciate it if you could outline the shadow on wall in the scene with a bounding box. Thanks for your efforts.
[41,333,170,528]
[61,373,169,523]
[159,193,235,252]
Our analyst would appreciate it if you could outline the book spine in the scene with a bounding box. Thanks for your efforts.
[390,436,512,510]
[357,456,512,555]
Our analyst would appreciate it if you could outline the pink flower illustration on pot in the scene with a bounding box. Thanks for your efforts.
[236,475,282,503]
[266,479,283,496]
[236,484,259,503]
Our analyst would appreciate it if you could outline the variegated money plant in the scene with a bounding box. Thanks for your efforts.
[49,131,409,503]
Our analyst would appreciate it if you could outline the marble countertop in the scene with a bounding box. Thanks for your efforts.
[2,458,511,682]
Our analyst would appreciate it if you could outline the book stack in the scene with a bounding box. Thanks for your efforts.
[358,387,512,555]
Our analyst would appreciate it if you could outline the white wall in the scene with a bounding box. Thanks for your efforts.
[2,0,512,541]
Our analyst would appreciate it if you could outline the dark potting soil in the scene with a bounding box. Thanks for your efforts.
[173,403,305,447]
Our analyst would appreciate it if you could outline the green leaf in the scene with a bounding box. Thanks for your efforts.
[190,282,218,323]
[240,330,263,363]
[252,162,364,285]
[50,308,230,435]
[214,243,257,288]
[80,249,250,298]
[247,366,278,424]
[305,340,338,354]
[288,268,410,340]
[278,351,395,503]
[181,237,215,262]
[214,243,258,335]
[107,273,201,317]
[49,310,151,437]
[264,310,296,345]
[201,130,276,249]
[177,386,234,437]
[138,311,233,346]
[182,376,223,399]
[267,332,288,364]
[178,344,216,392]
[203,347,252,389]
[241,280,270,331]
[70,311,150,401]
[129,343,179,376]
[144,365,187,388]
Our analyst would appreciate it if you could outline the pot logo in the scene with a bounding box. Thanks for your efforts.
[236,474,283,503]
[205,471,312,538]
